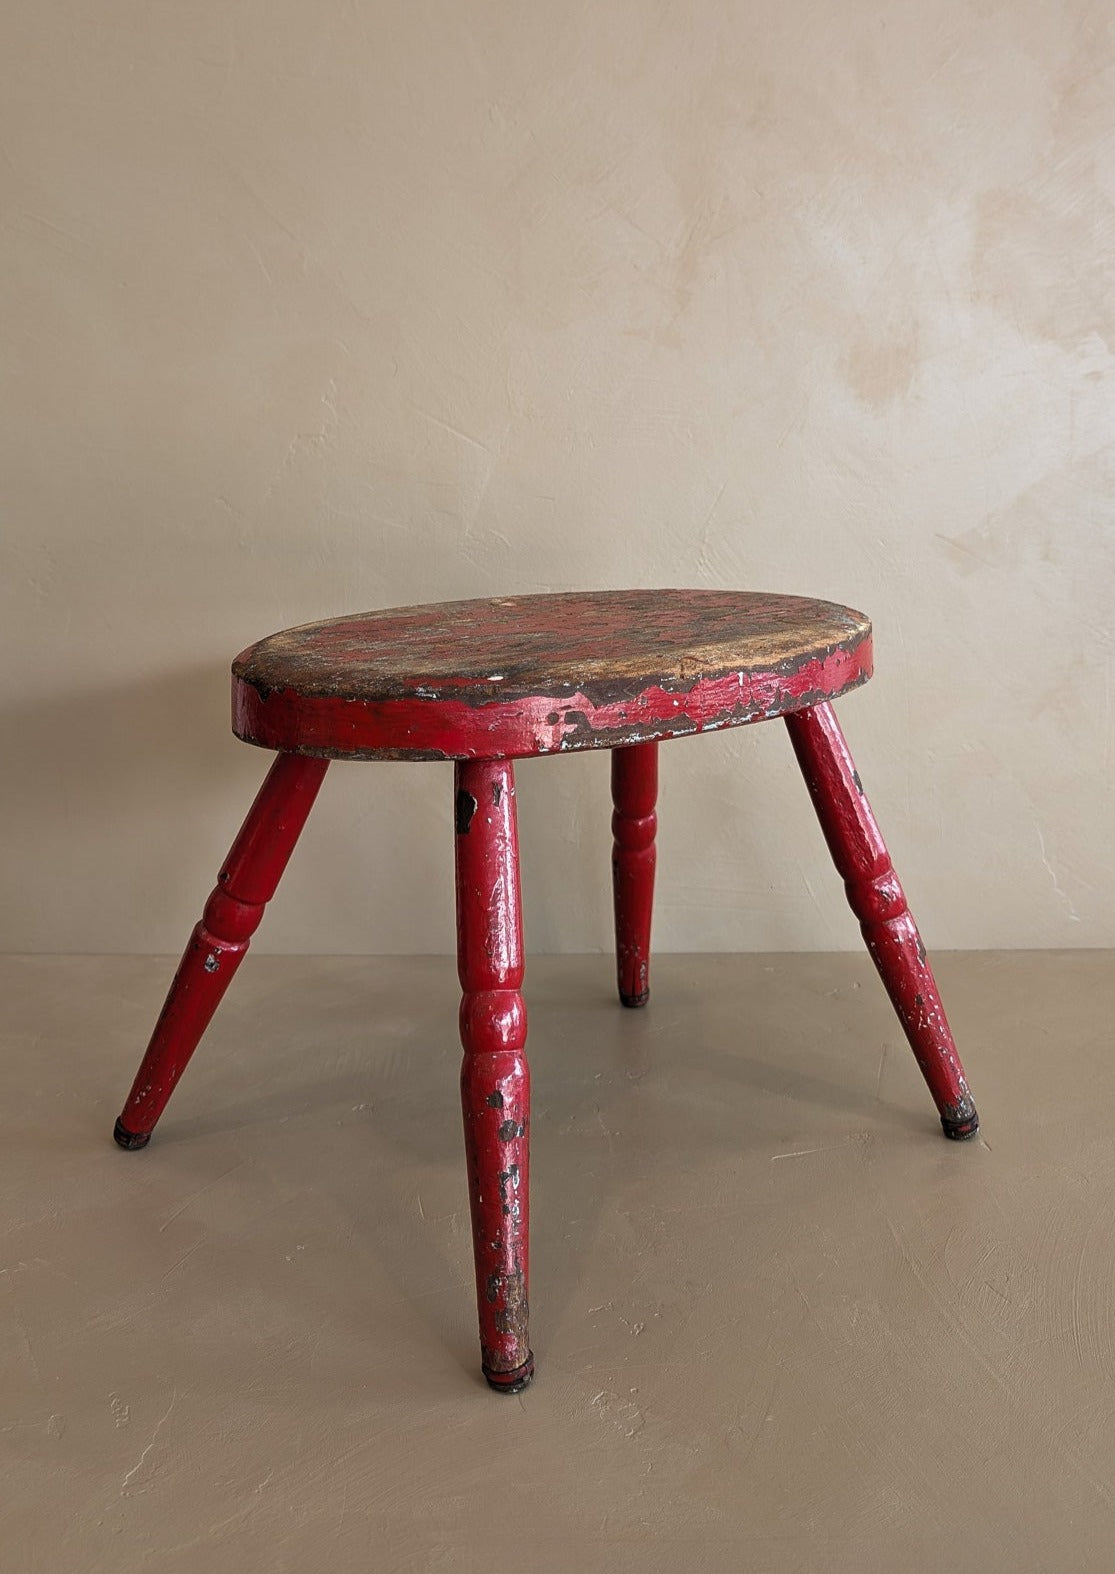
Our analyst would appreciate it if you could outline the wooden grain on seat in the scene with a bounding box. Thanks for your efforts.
[232,589,872,761]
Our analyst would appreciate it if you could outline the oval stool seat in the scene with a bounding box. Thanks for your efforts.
[232,589,872,760]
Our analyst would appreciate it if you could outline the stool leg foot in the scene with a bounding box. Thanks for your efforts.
[784,703,979,1138]
[611,743,658,1008]
[455,760,534,1390]
[113,753,328,1146]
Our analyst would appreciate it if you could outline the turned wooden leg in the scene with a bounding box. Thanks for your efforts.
[611,742,658,1008]
[114,753,329,1148]
[784,703,979,1140]
[455,759,533,1393]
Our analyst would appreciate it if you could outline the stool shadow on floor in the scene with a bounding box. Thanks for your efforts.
[521,957,938,1343]
[146,950,938,1376]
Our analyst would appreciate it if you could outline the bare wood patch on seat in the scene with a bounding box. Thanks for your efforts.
[232,590,872,761]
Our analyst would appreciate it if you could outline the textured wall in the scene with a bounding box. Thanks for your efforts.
[2,0,1113,954]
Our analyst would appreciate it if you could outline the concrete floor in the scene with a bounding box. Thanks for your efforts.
[2,951,1114,1572]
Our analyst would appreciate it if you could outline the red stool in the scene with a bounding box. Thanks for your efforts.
[114,590,978,1393]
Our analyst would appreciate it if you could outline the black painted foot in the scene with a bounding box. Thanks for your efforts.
[619,990,649,1009]
[114,1117,151,1151]
[483,1352,535,1394]
[941,1109,980,1141]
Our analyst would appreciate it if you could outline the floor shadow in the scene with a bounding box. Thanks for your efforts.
[116,951,937,1373]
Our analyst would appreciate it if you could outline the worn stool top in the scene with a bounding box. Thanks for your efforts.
[232,590,872,761]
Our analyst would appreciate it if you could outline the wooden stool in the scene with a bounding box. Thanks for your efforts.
[113,590,979,1393]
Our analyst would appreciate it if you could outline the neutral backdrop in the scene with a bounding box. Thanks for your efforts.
[2,0,1113,955]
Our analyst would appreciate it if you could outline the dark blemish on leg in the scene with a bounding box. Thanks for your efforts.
[486,1090,504,1109]
[455,790,478,834]
[497,1164,521,1209]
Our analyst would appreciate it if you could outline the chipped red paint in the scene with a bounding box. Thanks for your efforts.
[454,759,534,1391]
[612,743,658,1007]
[232,639,872,761]
[784,703,979,1139]
[113,753,328,1146]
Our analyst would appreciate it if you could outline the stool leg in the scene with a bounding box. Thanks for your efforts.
[611,742,658,1008]
[784,703,979,1140]
[114,752,329,1149]
[455,760,533,1393]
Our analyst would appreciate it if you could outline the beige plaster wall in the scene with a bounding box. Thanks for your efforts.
[2,0,1113,955]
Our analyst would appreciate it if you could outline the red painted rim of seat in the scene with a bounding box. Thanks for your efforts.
[231,632,873,761]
